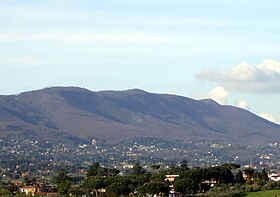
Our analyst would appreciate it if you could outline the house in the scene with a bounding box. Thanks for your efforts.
[165,175,182,197]
[165,175,179,184]
[168,190,182,197]
[202,179,217,187]
[268,173,280,181]
[242,171,254,181]
[19,186,37,195]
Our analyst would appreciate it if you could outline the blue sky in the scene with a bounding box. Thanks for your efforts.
[0,0,280,123]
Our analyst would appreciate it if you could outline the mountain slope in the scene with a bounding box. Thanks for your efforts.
[0,87,279,145]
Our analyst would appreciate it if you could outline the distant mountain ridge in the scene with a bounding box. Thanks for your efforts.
[0,86,279,145]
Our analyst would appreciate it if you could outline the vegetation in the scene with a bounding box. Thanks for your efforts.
[2,160,280,197]
[245,189,280,197]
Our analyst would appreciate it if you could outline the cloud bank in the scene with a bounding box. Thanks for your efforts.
[236,100,249,110]
[259,112,278,124]
[207,86,228,104]
[196,60,280,93]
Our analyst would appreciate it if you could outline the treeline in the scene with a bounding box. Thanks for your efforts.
[1,161,280,197]
[52,161,273,197]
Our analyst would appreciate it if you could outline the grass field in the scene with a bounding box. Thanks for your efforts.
[246,190,280,197]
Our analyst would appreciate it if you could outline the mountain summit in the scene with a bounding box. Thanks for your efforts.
[0,87,279,145]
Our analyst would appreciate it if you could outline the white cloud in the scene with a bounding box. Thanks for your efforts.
[259,112,278,124]
[196,60,280,93]
[257,59,280,73]
[236,100,249,109]
[207,86,228,104]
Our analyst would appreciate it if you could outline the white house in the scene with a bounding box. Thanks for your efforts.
[268,173,280,181]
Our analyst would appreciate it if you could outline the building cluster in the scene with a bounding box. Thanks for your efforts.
[3,138,280,196]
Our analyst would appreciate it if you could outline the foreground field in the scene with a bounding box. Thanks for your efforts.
[246,190,280,197]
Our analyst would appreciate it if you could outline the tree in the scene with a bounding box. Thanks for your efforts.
[132,163,146,175]
[207,166,234,184]
[180,160,189,171]
[8,182,19,194]
[87,163,103,177]
[151,165,160,170]
[234,170,245,184]
[174,178,198,194]
[183,167,205,182]
[83,177,105,197]
[41,183,48,192]
[243,168,255,181]
[54,169,71,184]
[109,168,120,176]
[138,182,169,196]
[57,180,71,196]
[221,163,241,170]
[151,164,161,174]
[23,175,36,186]
[260,168,269,181]
[106,182,132,197]
[68,186,84,197]
[54,169,72,195]
[0,188,10,196]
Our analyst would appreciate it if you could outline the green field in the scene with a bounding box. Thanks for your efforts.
[246,190,280,197]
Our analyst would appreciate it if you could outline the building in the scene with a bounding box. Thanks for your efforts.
[168,191,182,197]
[19,186,37,195]
[202,179,217,187]
[92,138,97,145]
[165,175,182,197]
[165,175,179,184]
[268,173,280,181]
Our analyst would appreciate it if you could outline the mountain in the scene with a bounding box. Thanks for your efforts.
[0,87,279,146]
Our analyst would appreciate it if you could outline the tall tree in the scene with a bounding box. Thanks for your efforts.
[57,180,71,196]
[83,177,105,197]
[54,169,72,196]
[87,163,104,177]
[138,182,169,196]
[180,160,189,171]
[174,178,198,194]
[243,168,255,181]
[106,181,132,197]
[260,168,269,181]
[234,170,245,184]
[132,163,146,175]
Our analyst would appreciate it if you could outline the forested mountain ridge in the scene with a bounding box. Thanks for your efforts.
[0,86,279,145]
